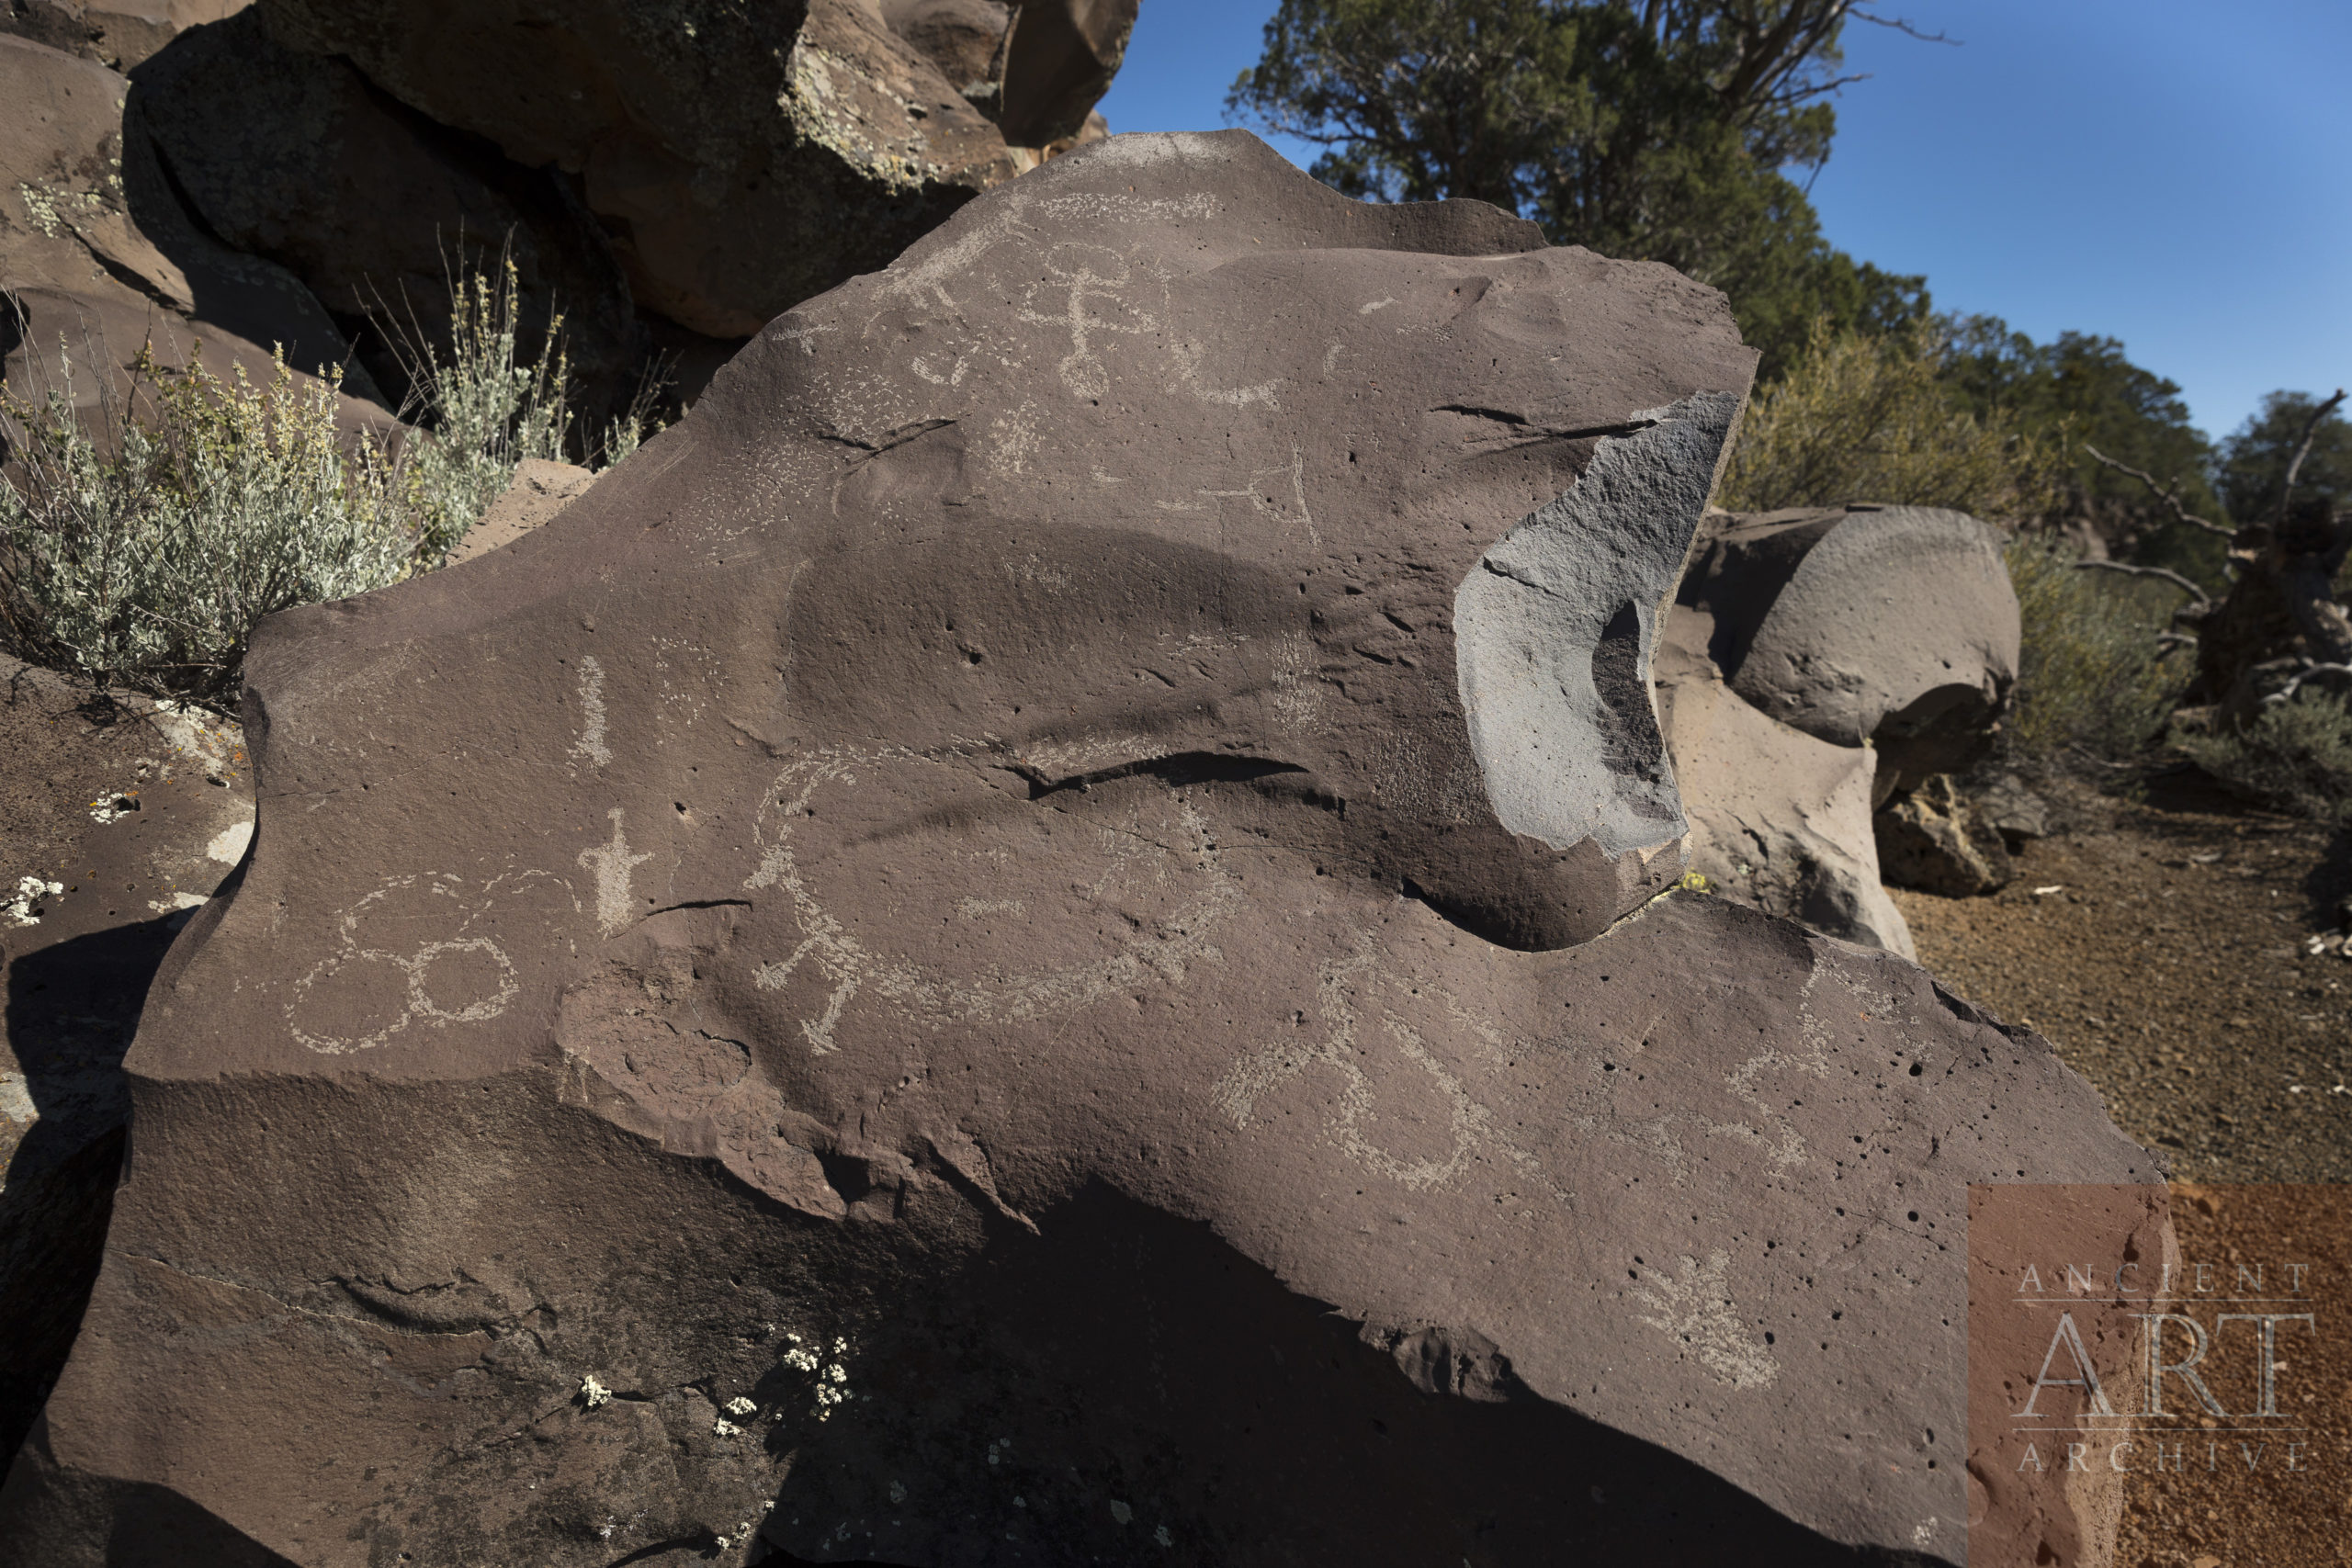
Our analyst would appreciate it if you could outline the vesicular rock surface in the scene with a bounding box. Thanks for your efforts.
[0,133,2157,1567]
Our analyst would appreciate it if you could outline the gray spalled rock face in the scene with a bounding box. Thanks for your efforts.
[1683,504,2019,798]
[256,0,1136,339]
[0,133,2158,1567]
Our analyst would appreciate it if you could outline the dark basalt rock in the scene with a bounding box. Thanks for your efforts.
[1,133,2156,1567]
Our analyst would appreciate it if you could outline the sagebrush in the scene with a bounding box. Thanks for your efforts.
[1,259,650,710]
[2001,539,2189,766]
[1722,316,2063,519]
[0,343,417,708]
[2177,691,2352,821]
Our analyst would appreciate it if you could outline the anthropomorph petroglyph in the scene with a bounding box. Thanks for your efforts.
[579,808,653,935]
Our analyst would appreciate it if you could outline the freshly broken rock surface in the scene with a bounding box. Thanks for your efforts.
[257,0,1138,337]
[1,133,2156,1566]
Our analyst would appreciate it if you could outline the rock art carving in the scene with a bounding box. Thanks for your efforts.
[0,133,2160,1568]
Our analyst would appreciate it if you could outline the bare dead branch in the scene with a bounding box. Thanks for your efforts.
[2081,444,2234,536]
[1850,10,1959,43]
[2277,387,2348,524]
[2155,632,2198,648]
[2265,661,2352,706]
[2070,558,2212,608]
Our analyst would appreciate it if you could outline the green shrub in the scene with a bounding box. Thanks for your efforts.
[398,258,575,561]
[2002,538,2189,766]
[2177,690,2352,820]
[1721,316,2063,520]
[2,256,652,710]
[0,343,417,708]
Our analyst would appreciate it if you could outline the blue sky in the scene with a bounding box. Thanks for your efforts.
[1096,0,2352,442]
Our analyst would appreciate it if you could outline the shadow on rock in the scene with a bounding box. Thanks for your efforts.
[0,916,178,1467]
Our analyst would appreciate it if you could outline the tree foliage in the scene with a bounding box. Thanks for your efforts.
[2217,391,2352,529]
[1940,318,2224,575]
[1227,0,1930,376]
[1718,316,2060,518]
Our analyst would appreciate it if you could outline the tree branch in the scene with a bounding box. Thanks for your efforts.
[2277,387,2348,525]
[2081,444,2234,536]
[2070,558,2213,609]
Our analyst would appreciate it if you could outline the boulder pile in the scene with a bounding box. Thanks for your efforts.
[0,132,2159,1568]
[2,0,1137,421]
[1661,503,2024,950]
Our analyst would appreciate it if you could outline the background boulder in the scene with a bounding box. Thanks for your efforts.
[1,31,382,420]
[1681,503,2019,800]
[1664,503,2025,947]
[256,0,1136,341]
[0,132,2158,1568]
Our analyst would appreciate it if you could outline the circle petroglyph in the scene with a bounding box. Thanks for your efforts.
[286,873,554,1054]
[743,747,1242,1054]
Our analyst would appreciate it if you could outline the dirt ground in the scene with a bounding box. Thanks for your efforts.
[1892,772,2352,1185]
[1897,772,2351,1565]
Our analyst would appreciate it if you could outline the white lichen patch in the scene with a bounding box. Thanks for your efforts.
[1109,1500,1134,1525]
[888,1480,907,1504]
[722,1396,757,1416]
[6,876,62,927]
[88,794,136,824]
[207,818,254,864]
[579,1374,613,1408]
[1156,1525,1173,1546]
[712,1416,744,1438]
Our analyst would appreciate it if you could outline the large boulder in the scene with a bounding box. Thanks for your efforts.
[0,133,2159,1567]
[130,7,643,423]
[1679,504,2019,799]
[1,32,385,418]
[1657,664,1916,958]
[257,0,1139,339]
[0,0,245,71]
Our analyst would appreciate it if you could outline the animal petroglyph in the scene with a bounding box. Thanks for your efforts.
[743,747,1241,1053]
[1629,1249,1780,1390]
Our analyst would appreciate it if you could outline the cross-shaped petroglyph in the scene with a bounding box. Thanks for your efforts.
[580,808,654,935]
[1016,243,1157,401]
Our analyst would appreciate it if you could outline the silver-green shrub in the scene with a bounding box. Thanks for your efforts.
[0,342,416,709]
[400,258,574,561]
[2002,537,2189,766]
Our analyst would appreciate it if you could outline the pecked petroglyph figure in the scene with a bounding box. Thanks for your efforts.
[2,134,2164,1568]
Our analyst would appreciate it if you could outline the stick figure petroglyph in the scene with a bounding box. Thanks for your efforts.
[580,808,655,936]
